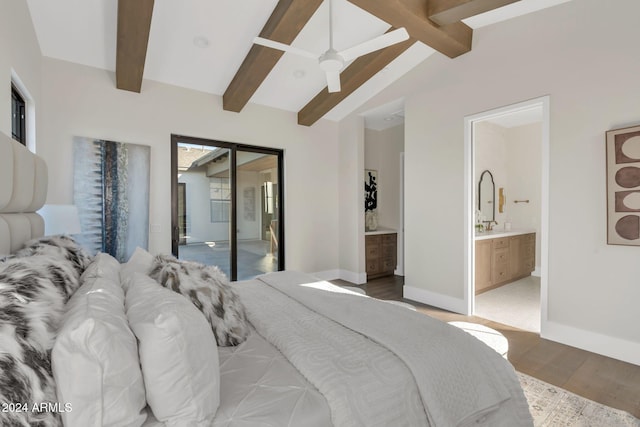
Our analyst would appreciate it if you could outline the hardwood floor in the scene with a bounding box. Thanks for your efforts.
[331,275,640,419]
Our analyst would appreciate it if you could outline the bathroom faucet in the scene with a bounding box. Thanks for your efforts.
[483,220,497,231]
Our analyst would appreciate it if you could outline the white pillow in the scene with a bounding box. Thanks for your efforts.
[125,273,220,427]
[81,252,122,285]
[53,265,147,427]
[120,247,155,289]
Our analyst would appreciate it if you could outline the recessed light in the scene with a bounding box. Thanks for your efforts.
[292,69,306,79]
[384,116,395,121]
[193,36,210,48]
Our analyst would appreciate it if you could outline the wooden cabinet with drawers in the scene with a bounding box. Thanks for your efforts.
[365,232,397,279]
[475,232,535,294]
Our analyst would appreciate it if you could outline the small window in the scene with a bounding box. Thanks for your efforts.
[11,85,26,145]
[210,200,230,223]
[209,178,231,223]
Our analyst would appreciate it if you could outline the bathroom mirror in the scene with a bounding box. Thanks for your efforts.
[478,170,495,222]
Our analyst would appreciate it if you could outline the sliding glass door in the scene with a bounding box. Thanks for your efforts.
[173,141,232,276]
[171,135,284,281]
[235,149,282,279]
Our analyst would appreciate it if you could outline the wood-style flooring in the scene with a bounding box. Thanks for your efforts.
[331,275,640,419]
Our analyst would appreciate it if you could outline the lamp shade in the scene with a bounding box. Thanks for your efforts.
[38,204,81,236]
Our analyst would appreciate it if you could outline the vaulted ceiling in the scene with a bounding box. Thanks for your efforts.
[26,0,571,128]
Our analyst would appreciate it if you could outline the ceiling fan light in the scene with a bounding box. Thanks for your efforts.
[318,50,344,73]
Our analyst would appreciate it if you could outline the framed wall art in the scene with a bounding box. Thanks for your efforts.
[73,136,150,261]
[606,124,640,245]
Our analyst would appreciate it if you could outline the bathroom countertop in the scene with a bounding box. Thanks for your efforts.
[474,228,536,240]
[365,227,397,236]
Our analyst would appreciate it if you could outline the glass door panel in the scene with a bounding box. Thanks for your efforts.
[175,141,231,278]
[235,150,281,280]
[172,135,283,282]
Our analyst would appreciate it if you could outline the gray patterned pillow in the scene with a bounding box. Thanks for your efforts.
[149,255,250,346]
[12,235,92,281]
[0,237,89,427]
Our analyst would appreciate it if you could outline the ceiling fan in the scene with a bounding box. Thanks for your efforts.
[253,0,409,93]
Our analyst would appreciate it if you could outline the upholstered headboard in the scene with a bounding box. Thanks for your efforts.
[0,132,48,256]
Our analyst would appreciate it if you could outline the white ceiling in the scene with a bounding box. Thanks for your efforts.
[25,0,571,129]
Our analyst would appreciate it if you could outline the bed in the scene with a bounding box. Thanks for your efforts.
[0,131,533,427]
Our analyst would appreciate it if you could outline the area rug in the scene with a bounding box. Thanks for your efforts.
[518,372,640,426]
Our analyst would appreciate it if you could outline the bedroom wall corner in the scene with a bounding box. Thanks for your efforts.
[0,0,42,148]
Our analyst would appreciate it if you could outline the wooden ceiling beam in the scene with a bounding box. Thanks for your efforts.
[116,0,155,93]
[223,0,323,113]
[428,0,521,26]
[298,33,416,127]
[347,0,471,59]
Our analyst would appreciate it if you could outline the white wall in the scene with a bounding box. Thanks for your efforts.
[0,0,41,150]
[506,122,542,268]
[365,125,404,230]
[38,57,341,276]
[474,121,508,226]
[337,115,366,284]
[397,0,640,363]
[365,124,404,274]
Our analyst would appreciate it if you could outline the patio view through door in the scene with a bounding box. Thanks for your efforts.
[171,135,284,281]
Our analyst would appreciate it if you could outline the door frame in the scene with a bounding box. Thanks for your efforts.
[171,134,285,281]
[177,182,187,245]
[463,96,550,332]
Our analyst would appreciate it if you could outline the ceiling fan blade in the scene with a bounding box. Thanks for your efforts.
[339,27,409,62]
[326,70,341,93]
[253,37,318,59]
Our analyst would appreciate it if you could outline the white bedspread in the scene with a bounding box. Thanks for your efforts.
[235,278,428,427]
[251,271,533,427]
[142,326,331,427]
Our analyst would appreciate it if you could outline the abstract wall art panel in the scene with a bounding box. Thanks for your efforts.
[73,137,150,261]
[606,125,640,245]
[364,169,378,231]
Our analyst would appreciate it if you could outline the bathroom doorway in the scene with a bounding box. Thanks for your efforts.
[464,97,549,334]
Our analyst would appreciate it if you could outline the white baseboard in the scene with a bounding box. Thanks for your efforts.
[542,320,640,366]
[311,269,366,285]
[532,267,541,277]
[310,270,340,281]
[403,286,466,314]
[340,270,367,284]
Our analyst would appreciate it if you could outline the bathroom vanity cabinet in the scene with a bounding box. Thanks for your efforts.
[365,231,397,280]
[475,232,535,294]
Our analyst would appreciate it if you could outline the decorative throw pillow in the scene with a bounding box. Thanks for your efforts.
[125,273,220,426]
[149,254,250,346]
[0,253,87,427]
[53,254,147,427]
[12,234,92,280]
